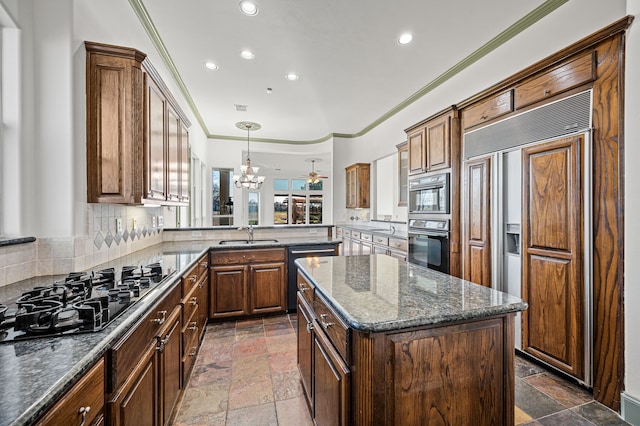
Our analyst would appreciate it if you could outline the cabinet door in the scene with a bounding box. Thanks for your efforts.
[345,167,356,208]
[361,241,373,256]
[167,108,180,202]
[350,239,362,256]
[179,123,190,203]
[521,135,584,379]
[109,343,158,426]
[425,114,451,171]
[159,313,182,426]
[145,79,166,201]
[313,323,350,426]
[462,155,492,287]
[397,142,408,206]
[297,294,314,409]
[408,128,426,175]
[209,265,249,318]
[250,262,286,314]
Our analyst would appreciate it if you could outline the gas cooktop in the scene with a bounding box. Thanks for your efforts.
[0,263,166,343]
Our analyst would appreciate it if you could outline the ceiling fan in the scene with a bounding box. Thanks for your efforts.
[301,159,329,184]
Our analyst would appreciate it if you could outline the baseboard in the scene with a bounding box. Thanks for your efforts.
[622,392,640,425]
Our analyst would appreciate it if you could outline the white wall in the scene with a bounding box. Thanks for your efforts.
[625,0,640,408]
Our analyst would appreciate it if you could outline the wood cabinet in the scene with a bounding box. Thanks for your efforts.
[85,41,190,206]
[521,135,585,380]
[107,281,182,426]
[405,110,453,175]
[462,90,513,130]
[181,254,209,385]
[514,51,595,109]
[345,163,370,208]
[297,272,351,425]
[209,248,286,319]
[462,155,492,287]
[35,358,105,426]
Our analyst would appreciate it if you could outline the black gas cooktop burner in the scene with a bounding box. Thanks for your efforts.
[0,263,166,343]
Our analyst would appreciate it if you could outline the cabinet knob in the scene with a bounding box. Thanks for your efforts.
[544,88,551,95]
[190,275,197,283]
[189,297,198,306]
[188,321,198,331]
[152,310,167,325]
[78,406,91,426]
[299,285,308,292]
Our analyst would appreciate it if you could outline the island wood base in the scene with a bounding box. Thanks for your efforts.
[352,315,515,426]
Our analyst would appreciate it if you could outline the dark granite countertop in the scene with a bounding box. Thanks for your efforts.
[295,254,527,333]
[0,237,36,247]
[0,238,340,426]
[208,236,341,250]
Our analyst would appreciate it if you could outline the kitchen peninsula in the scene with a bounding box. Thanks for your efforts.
[295,254,527,426]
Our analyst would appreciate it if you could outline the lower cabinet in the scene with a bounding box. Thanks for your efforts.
[35,357,105,426]
[209,248,286,319]
[297,272,351,424]
[107,282,182,426]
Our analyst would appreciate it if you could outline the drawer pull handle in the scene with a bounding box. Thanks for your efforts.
[189,297,198,306]
[299,285,308,292]
[320,314,334,329]
[306,322,314,333]
[188,321,198,331]
[190,276,197,283]
[78,406,91,426]
[198,280,205,288]
[156,334,170,353]
[544,88,551,95]
[480,114,488,120]
[189,347,198,357]
[153,310,167,325]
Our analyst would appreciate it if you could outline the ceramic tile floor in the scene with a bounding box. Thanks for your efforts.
[173,315,630,426]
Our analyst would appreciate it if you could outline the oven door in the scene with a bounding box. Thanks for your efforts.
[408,232,450,273]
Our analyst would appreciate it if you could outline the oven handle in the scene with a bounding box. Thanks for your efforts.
[409,230,449,238]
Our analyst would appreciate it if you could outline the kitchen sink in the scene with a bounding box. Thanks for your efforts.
[218,239,279,245]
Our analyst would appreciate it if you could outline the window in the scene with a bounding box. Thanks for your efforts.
[292,196,306,224]
[292,179,307,191]
[309,195,323,223]
[274,179,289,191]
[248,192,259,225]
[212,168,234,226]
[274,195,288,224]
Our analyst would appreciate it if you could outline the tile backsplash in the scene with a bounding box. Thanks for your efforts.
[0,204,164,287]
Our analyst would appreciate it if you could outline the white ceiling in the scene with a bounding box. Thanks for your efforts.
[139,0,549,142]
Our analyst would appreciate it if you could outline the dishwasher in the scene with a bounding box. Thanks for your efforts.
[287,244,338,312]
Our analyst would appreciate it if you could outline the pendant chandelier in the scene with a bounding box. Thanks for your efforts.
[233,121,265,189]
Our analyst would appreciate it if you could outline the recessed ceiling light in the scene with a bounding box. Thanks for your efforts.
[266,87,273,94]
[240,50,255,60]
[205,62,219,70]
[398,33,413,45]
[239,1,258,16]
[285,73,299,81]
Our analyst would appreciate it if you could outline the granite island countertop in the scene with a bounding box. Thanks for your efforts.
[0,237,341,426]
[295,254,527,333]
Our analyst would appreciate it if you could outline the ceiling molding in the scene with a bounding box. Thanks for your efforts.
[132,0,568,144]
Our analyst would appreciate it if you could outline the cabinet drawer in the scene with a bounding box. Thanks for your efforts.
[182,262,199,298]
[389,238,408,251]
[198,256,209,279]
[336,227,343,237]
[210,248,285,266]
[36,357,105,426]
[313,295,349,362]
[109,282,181,391]
[373,235,389,245]
[360,233,372,242]
[463,90,513,129]
[182,283,200,325]
[515,51,595,109]
[297,271,314,306]
[342,229,351,237]
[350,231,361,239]
[182,317,200,384]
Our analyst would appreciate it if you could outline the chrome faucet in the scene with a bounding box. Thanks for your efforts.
[384,216,395,234]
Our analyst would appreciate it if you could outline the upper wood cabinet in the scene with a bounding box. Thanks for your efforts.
[405,110,453,175]
[462,90,513,130]
[345,163,370,208]
[86,41,190,206]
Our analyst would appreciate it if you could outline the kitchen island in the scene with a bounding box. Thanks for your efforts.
[295,254,528,426]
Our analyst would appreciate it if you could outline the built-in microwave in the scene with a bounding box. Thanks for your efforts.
[408,172,450,215]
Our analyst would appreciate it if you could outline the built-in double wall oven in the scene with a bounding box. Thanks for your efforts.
[407,172,451,274]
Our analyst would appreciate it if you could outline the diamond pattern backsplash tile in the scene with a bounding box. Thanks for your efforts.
[94,232,104,250]
[104,231,114,248]
[123,229,129,242]
[114,233,122,246]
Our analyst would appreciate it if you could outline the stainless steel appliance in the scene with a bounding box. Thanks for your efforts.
[408,172,450,215]
[287,245,337,312]
[408,218,449,273]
